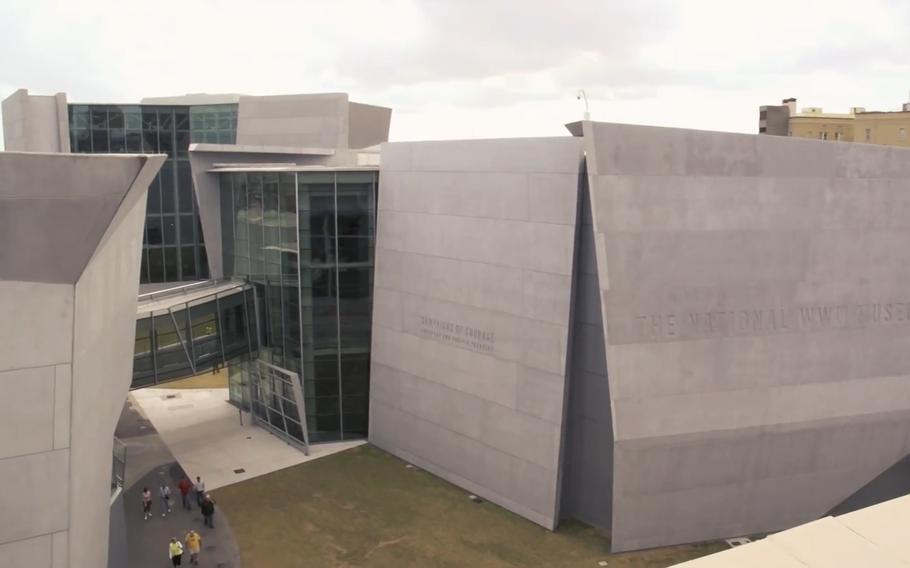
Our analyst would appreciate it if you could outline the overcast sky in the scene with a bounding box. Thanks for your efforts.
[2,0,910,147]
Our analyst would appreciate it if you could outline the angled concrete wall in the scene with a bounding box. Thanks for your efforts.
[558,178,614,529]
[0,152,163,568]
[348,102,392,149]
[580,121,910,551]
[1,89,69,153]
[236,93,351,149]
[370,137,584,529]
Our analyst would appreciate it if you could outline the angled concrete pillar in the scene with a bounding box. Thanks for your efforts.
[0,152,164,568]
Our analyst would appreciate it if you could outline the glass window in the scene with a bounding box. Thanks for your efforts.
[160,162,175,213]
[72,129,91,153]
[125,108,142,130]
[175,109,189,131]
[163,246,178,281]
[220,174,235,277]
[71,106,90,129]
[108,108,124,129]
[91,108,108,129]
[126,132,143,153]
[147,248,165,283]
[180,215,195,245]
[147,175,162,215]
[177,161,194,213]
[140,248,149,282]
[159,110,173,132]
[163,216,177,245]
[181,246,197,281]
[92,129,109,152]
[146,216,163,245]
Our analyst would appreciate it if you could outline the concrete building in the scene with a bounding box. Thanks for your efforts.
[759,95,910,145]
[6,84,910,557]
[0,152,163,568]
[370,121,910,551]
[2,89,390,284]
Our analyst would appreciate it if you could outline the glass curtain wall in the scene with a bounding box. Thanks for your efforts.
[69,103,237,283]
[220,170,377,442]
[133,286,257,388]
[190,105,238,144]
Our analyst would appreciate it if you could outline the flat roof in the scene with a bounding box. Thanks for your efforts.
[189,142,337,156]
[672,494,910,567]
[206,165,380,173]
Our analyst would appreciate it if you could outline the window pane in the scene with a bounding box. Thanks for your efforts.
[147,248,164,283]
[91,108,108,129]
[108,108,124,129]
[163,246,178,281]
[160,162,175,213]
[146,216,163,245]
[92,129,109,152]
[180,215,195,244]
[181,246,197,280]
[177,161,194,213]
[163,216,177,245]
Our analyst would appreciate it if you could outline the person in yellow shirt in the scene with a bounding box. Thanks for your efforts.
[184,530,202,565]
[169,537,184,566]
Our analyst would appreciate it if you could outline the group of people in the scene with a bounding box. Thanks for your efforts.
[140,475,219,566]
[168,531,202,566]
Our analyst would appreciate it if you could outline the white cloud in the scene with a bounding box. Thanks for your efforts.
[1,0,909,147]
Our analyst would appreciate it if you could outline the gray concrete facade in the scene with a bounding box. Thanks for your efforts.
[369,122,910,552]
[369,137,584,529]
[1,89,70,153]
[0,152,163,568]
[580,121,910,551]
[235,93,391,150]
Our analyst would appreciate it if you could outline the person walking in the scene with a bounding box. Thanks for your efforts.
[194,476,205,507]
[141,487,152,521]
[200,494,216,529]
[184,530,202,565]
[169,537,184,566]
[178,477,193,510]
[159,483,172,517]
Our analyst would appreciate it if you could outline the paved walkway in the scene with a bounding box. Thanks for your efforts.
[131,387,364,489]
[117,399,242,568]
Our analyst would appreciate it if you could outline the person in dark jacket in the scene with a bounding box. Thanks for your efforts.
[200,494,216,528]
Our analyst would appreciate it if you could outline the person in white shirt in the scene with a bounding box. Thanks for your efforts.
[159,484,172,517]
[194,476,205,507]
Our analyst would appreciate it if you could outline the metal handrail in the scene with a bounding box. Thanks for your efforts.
[137,279,220,303]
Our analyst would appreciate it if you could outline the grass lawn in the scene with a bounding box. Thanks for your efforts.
[213,445,726,567]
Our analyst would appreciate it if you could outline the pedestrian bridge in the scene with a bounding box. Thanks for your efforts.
[132,280,258,388]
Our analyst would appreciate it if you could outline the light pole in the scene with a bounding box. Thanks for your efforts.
[576,89,591,121]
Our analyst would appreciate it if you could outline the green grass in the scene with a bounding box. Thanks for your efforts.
[213,445,726,567]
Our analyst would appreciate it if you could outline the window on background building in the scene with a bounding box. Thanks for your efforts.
[68,103,226,283]
[866,128,872,142]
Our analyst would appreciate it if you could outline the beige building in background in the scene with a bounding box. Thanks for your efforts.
[759,96,910,146]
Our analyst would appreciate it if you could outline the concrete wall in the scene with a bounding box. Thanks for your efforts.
[0,152,163,567]
[236,93,350,149]
[1,89,69,153]
[348,102,392,149]
[370,137,583,529]
[580,121,910,551]
[759,104,790,136]
[558,179,614,529]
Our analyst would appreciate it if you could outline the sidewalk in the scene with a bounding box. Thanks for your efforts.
[117,399,241,568]
[131,386,364,489]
